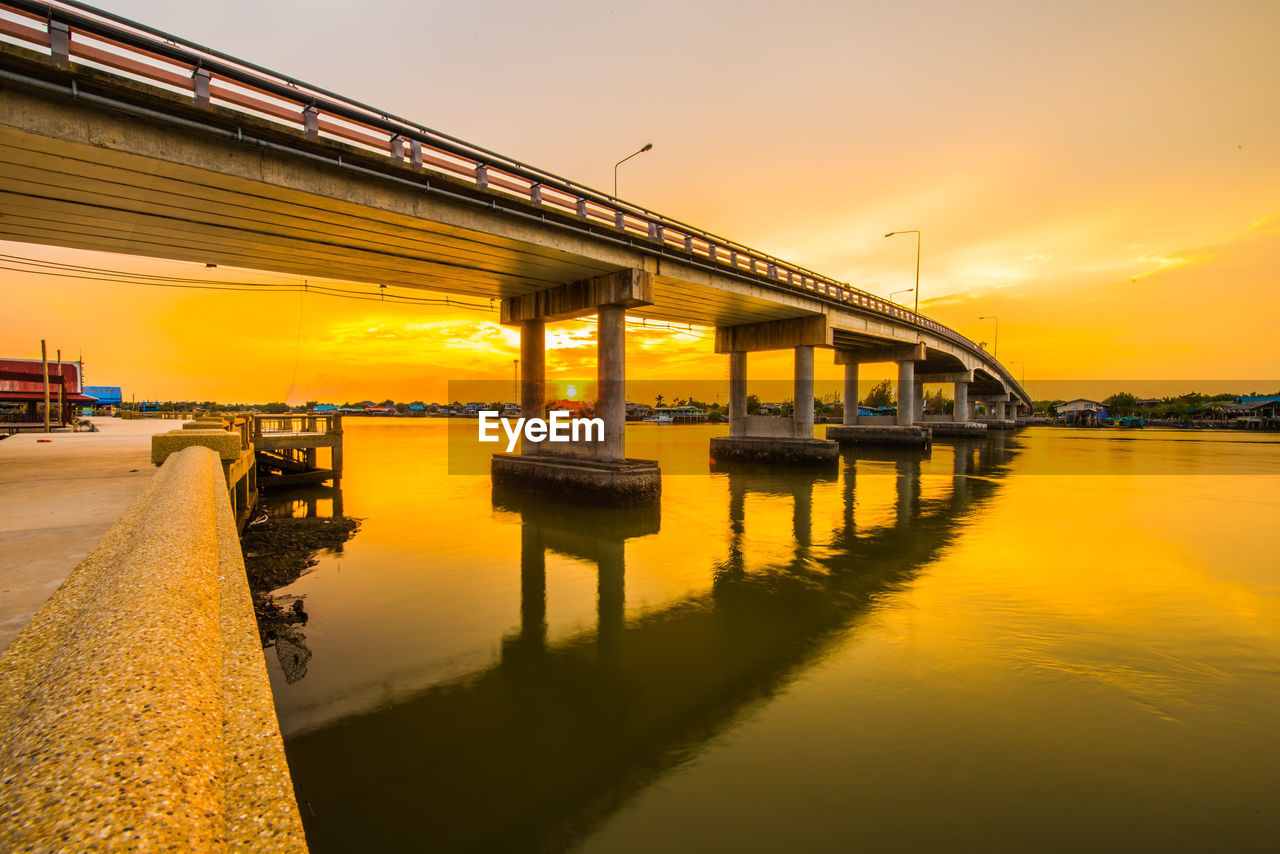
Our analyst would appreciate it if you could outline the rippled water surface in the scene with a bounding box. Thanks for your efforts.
[262,420,1280,853]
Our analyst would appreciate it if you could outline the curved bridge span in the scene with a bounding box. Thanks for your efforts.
[0,0,1028,414]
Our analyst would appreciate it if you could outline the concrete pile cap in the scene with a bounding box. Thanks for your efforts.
[152,429,242,465]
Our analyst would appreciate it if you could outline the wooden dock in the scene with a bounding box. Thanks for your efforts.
[253,414,343,489]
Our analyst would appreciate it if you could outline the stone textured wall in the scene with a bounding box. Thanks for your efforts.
[0,446,307,852]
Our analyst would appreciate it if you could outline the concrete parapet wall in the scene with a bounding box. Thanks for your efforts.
[152,429,243,464]
[0,446,307,852]
[826,425,932,450]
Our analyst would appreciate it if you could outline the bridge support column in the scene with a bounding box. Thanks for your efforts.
[729,351,747,437]
[794,345,815,439]
[996,400,1007,420]
[913,379,925,423]
[520,319,545,455]
[954,381,969,422]
[710,321,837,467]
[598,305,626,462]
[492,270,660,506]
[842,362,858,425]
[897,359,915,426]
[825,344,930,450]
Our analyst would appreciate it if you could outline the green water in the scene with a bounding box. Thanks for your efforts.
[262,420,1280,853]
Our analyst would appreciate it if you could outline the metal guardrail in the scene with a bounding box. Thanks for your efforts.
[0,0,1027,401]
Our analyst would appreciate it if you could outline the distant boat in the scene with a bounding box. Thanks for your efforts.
[644,413,674,424]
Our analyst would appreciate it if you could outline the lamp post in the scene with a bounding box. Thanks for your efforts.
[614,143,653,198]
[978,315,999,358]
[884,230,921,314]
[890,287,914,305]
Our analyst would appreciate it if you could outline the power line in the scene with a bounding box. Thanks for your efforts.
[0,251,714,337]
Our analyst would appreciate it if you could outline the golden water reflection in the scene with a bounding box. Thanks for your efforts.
[264,422,1280,853]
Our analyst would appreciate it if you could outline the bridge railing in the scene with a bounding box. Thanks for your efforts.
[0,0,1026,402]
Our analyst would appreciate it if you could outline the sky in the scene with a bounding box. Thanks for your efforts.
[1,0,1277,403]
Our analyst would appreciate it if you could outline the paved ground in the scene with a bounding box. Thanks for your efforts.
[0,418,175,651]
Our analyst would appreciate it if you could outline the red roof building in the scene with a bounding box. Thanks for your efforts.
[0,357,97,425]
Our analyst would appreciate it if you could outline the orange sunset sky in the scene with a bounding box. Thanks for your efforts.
[2,0,1277,403]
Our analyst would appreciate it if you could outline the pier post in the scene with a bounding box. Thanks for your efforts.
[520,319,546,455]
[843,362,859,425]
[331,413,344,480]
[794,345,815,439]
[598,304,626,462]
[954,381,970,421]
[729,351,747,437]
[304,415,317,470]
[897,359,915,426]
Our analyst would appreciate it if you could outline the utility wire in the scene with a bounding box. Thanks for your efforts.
[0,251,713,336]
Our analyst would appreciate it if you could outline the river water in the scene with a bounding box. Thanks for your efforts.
[261,420,1280,853]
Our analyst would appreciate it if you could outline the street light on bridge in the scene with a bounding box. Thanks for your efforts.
[614,143,653,198]
[978,315,999,358]
[884,230,921,315]
[890,287,914,305]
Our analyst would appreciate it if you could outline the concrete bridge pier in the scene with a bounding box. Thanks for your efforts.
[826,344,931,450]
[709,317,838,466]
[842,362,859,425]
[913,371,987,437]
[954,380,970,421]
[491,270,661,505]
[975,393,1018,430]
[519,318,545,454]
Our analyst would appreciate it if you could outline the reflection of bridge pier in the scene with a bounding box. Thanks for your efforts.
[496,488,660,660]
[711,461,836,573]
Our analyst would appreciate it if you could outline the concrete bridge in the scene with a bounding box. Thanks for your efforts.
[0,0,1030,503]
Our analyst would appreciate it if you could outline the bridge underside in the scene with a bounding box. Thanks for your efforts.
[0,45,1022,404]
[0,55,806,330]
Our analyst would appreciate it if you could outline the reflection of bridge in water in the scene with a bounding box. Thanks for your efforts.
[283,434,1018,853]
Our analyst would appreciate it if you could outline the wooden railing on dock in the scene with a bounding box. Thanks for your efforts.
[252,413,343,488]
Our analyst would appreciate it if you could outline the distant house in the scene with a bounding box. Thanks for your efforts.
[1,357,97,425]
[757,402,784,415]
[1135,398,1162,407]
[313,404,339,413]
[1223,399,1280,425]
[626,402,653,421]
[1055,398,1107,426]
